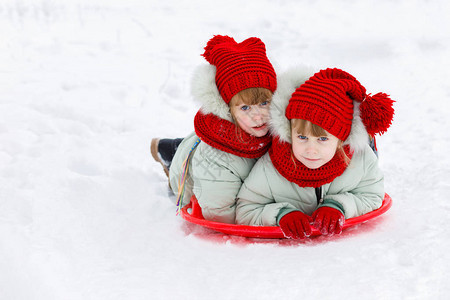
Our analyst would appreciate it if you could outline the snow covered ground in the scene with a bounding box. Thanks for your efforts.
[1,0,450,299]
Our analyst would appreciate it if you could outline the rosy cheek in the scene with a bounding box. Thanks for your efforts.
[243,115,253,124]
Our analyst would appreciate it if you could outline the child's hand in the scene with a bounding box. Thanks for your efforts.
[279,211,312,239]
[312,207,345,235]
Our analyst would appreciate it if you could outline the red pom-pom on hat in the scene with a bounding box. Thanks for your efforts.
[360,92,395,136]
[202,35,236,64]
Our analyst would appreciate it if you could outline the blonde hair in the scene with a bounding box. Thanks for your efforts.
[291,119,350,164]
[229,87,272,108]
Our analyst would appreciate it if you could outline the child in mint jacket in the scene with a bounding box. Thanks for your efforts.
[236,67,394,238]
[152,35,277,224]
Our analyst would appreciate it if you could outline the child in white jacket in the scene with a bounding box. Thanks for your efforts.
[151,35,277,224]
[236,68,394,238]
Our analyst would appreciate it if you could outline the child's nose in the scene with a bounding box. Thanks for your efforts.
[305,143,318,154]
[250,107,266,120]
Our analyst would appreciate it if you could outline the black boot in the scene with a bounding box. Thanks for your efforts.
[150,138,183,177]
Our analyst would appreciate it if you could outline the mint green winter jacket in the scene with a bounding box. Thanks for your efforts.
[169,132,256,224]
[235,145,384,226]
[235,66,384,226]
[169,64,261,224]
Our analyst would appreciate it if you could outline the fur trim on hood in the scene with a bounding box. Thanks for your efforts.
[269,65,316,143]
[269,66,369,153]
[343,101,370,153]
[190,64,233,122]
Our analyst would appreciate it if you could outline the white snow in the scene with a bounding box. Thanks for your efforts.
[1,0,450,299]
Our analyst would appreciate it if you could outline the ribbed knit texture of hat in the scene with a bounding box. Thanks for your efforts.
[285,68,366,141]
[202,35,277,104]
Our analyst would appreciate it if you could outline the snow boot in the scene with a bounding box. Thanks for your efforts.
[150,138,183,178]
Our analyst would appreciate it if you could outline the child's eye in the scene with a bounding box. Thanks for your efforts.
[260,101,269,106]
[319,137,328,141]
[298,135,307,140]
[240,105,250,111]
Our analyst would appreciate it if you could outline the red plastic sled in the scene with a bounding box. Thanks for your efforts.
[181,194,392,238]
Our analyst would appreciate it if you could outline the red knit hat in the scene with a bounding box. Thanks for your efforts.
[202,35,277,104]
[285,68,394,140]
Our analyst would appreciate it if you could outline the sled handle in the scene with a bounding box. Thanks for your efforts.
[187,197,204,219]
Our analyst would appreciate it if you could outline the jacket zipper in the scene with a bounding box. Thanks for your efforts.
[315,186,323,205]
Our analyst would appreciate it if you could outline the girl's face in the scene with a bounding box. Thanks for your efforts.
[291,127,340,169]
[231,101,270,137]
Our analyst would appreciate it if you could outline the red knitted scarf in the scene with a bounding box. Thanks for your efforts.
[194,111,271,159]
[269,137,353,188]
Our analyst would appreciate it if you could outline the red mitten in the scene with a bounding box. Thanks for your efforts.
[312,206,345,235]
[279,211,312,239]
